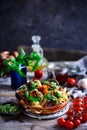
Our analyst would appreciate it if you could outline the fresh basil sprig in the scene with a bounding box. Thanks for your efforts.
[0,48,42,77]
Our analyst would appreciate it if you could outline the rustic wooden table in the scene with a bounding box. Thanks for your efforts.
[0,76,87,130]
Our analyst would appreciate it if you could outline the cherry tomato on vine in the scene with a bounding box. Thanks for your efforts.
[56,96,87,129]
[66,116,74,122]
[74,106,84,112]
[74,101,83,108]
[65,120,74,130]
[84,96,87,103]
[57,117,66,127]
[74,97,83,103]
[67,109,73,116]
[82,113,87,122]
[67,77,76,87]
[78,116,83,123]
[84,103,87,108]
[34,70,43,79]
[74,119,81,128]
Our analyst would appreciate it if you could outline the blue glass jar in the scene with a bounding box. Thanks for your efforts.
[10,65,27,90]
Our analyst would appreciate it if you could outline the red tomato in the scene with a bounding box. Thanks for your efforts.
[34,70,43,79]
[67,109,73,116]
[84,103,87,108]
[74,97,83,103]
[67,78,76,87]
[65,120,74,130]
[84,96,87,103]
[78,116,83,123]
[74,106,84,112]
[82,113,87,122]
[74,119,81,128]
[66,116,74,122]
[84,96,87,100]
[74,101,83,108]
[57,117,66,127]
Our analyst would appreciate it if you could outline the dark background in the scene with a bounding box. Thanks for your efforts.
[0,0,87,52]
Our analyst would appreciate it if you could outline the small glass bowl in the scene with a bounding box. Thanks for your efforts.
[48,63,68,84]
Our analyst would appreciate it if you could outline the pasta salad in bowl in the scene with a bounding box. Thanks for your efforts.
[15,79,70,115]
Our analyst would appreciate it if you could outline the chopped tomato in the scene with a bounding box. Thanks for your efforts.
[43,88,48,95]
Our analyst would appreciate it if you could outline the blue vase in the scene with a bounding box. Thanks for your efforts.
[11,65,27,90]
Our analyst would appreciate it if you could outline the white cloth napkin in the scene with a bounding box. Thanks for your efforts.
[68,55,87,98]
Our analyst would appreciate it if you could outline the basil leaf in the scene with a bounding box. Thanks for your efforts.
[29,96,39,102]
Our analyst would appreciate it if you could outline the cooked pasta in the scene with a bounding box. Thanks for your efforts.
[16,79,70,114]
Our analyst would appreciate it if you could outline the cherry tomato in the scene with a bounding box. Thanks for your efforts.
[67,77,76,87]
[67,109,73,116]
[74,97,83,103]
[82,113,87,122]
[74,106,84,112]
[84,103,87,108]
[84,96,87,103]
[65,120,74,130]
[57,117,66,127]
[78,116,83,123]
[74,119,81,128]
[74,101,83,108]
[66,116,74,122]
[34,70,43,79]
